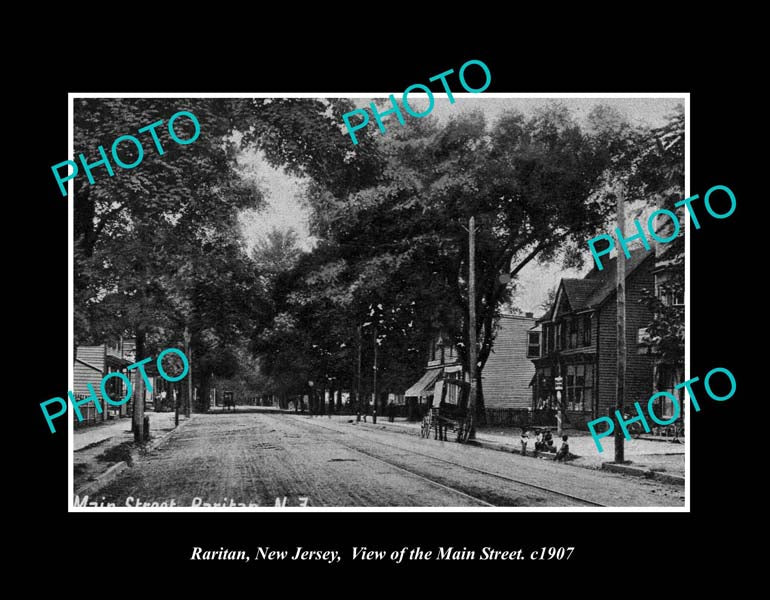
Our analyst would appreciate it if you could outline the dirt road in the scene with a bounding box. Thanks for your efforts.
[90,410,685,508]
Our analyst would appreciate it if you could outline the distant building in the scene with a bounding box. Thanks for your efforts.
[482,314,538,421]
[73,344,132,427]
[404,313,536,424]
[531,249,656,428]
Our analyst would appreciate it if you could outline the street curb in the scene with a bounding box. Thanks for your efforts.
[75,416,194,498]
[601,462,684,486]
[338,417,684,485]
[636,436,686,444]
[76,461,131,498]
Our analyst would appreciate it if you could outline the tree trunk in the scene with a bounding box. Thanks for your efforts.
[200,372,212,413]
[475,371,487,427]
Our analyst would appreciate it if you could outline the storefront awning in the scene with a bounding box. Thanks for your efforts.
[404,369,442,398]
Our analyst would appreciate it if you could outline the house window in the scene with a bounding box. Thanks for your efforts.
[657,278,684,307]
[527,332,541,357]
[669,289,684,306]
[569,318,578,349]
[566,364,593,411]
[583,314,592,346]
[555,322,562,350]
[544,324,553,355]
[430,337,446,362]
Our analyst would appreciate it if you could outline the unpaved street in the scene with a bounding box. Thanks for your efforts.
[90,410,685,507]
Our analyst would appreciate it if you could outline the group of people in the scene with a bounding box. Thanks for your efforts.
[520,427,573,461]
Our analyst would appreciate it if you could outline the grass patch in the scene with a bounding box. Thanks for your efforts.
[96,442,134,466]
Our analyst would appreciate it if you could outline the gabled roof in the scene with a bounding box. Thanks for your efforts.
[582,248,652,308]
[539,249,653,321]
[561,279,598,312]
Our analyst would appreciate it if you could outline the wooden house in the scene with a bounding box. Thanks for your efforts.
[73,344,133,427]
[404,313,536,424]
[531,249,656,428]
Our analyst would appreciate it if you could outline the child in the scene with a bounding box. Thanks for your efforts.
[554,435,570,461]
[544,429,554,451]
[520,428,529,457]
[535,429,544,452]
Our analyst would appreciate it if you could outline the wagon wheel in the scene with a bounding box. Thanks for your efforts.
[456,414,473,443]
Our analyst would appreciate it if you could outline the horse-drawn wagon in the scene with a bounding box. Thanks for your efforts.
[419,378,473,443]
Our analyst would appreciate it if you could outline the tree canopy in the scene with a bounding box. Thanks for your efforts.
[74,97,684,416]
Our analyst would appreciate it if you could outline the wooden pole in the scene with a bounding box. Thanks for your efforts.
[133,330,146,443]
[372,325,378,424]
[356,325,362,422]
[615,182,626,464]
[184,327,192,417]
[468,215,478,439]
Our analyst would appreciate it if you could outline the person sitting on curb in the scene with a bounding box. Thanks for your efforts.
[534,429,544,454]
[554,435,572,462]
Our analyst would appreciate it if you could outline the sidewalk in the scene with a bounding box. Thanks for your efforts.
[74,411,190,493]
[298,412,685,483]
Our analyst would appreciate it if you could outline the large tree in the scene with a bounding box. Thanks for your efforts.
[295,106,620,423]
[74,98,264,424]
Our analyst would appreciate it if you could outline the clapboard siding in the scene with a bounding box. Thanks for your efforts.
[73,359,102,396]
[596,257,655,417]
[76,346,105,373]
[482,315,536,410]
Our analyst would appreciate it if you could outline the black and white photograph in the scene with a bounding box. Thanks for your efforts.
[69,94,687,510]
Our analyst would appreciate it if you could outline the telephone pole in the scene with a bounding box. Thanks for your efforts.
[356,324,362,422]
[467,215,478,439]
[372,325,378,424]
[184,327,192,418]
[615,182,626,464]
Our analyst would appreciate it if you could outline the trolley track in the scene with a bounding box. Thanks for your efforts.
[282,415,605,507]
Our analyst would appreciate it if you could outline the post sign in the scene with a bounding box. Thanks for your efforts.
[554,376,563,391]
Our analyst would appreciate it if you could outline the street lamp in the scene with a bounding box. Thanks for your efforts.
[308,380,314,415]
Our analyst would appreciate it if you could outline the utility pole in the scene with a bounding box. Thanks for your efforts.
[132,331,146,443]
[184,327,192,418]
[372,325,378,424]
[467,215,478,439]
[615,182,626,464]
[356,325,362,422]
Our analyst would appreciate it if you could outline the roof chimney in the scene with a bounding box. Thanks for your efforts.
[525,312,533,318]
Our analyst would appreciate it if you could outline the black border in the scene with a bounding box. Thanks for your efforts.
[29,41,749,579]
